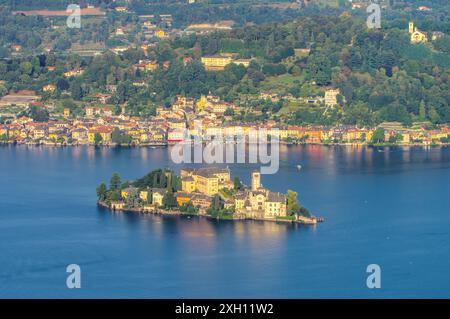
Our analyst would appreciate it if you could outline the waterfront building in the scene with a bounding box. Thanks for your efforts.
[88,126,113,143]
[175,192,193,206]
[151,188,165,207]
[235,171,287,219]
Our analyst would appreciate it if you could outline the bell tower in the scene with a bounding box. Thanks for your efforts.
[409,21,414,34]
[251,171,261,191]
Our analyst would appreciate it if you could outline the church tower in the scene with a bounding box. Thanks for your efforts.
[251,171,261,191]
[409,21,414,34]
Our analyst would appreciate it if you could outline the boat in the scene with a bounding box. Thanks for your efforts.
[296,165,302,171]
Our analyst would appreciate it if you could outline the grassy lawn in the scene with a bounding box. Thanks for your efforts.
[278,102,325,116]
[260,73,304,92]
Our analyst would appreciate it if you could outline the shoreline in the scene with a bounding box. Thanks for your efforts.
[1,140,448,148]
[97,201,322,225]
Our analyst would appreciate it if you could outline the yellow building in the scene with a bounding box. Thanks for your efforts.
[43,84,56,92]
[409,21,428,44]
[155,30,167,38]
[88,127,112,143]
[263,193,287,218]
[175,193,192,206]
[196,95,207,111]
[201,55,233,71]
[48,132,59,140]
[180,167,231,196]
[33,128,46,139]
[139,190,149,202]
[64,69,84,77]
[194,174,219,196]
[233,59,251,67]
[152,190,164,207]
[181,176,196,193]
[0,126,8,137]
[115,6,128,12]
[63,108,71,117]
[72,128,87,142]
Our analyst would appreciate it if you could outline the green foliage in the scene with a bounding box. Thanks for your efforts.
[233,176,243,190]
[111,128,132,145]
[20,105,49,122]
[286,190,301,216]
[371,128,385,144]
[133,169,179,191]
[305,55,331,86]
[94,133,103,145]
[180,201,198,215]
[163,190,178,209]
[0,4,448,126]
[109,173,121,191]
[124,188,142,209]
[389,133,403,144]
[286,189,310,217]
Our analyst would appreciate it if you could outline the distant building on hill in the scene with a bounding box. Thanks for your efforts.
[409,21,428,44]
[324,89,340,107]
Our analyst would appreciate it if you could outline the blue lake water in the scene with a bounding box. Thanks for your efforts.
[0,144,449,298]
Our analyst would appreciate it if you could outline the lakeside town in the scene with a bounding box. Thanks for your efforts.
[1,92,449,147]
[0,2,448,149]
[97,167,320,224]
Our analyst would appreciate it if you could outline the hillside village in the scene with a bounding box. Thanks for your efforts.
[0,2,449,146]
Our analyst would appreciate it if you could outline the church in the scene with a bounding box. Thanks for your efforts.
[234,171,287,219]
[409,21,428,44]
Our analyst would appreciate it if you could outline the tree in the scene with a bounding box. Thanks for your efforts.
[110,173,121,191]
[163,190,178,209]
[286,190,301,216]
[224,107,235,116]
[233,176,242,190]
[124,188,141,208]
[298,207,311,218]
[56,78,70,91]
[180,201,198,215]
[94,133,103,145]
[70,81,83,100]
[419,100,426,121]
[27,105,49,122]
[428,106,441,124]
[20,61,33,76]
[96,183,107,201]
[111,127,132,145]
[389,133,403,144]
[371,128,385,144]
[305,55,332,86]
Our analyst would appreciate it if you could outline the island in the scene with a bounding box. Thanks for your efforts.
[96,167,322,225]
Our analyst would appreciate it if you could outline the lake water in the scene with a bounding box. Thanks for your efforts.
[0,144,449,298]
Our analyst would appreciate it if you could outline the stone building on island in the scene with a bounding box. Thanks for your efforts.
[234,170,287,219]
